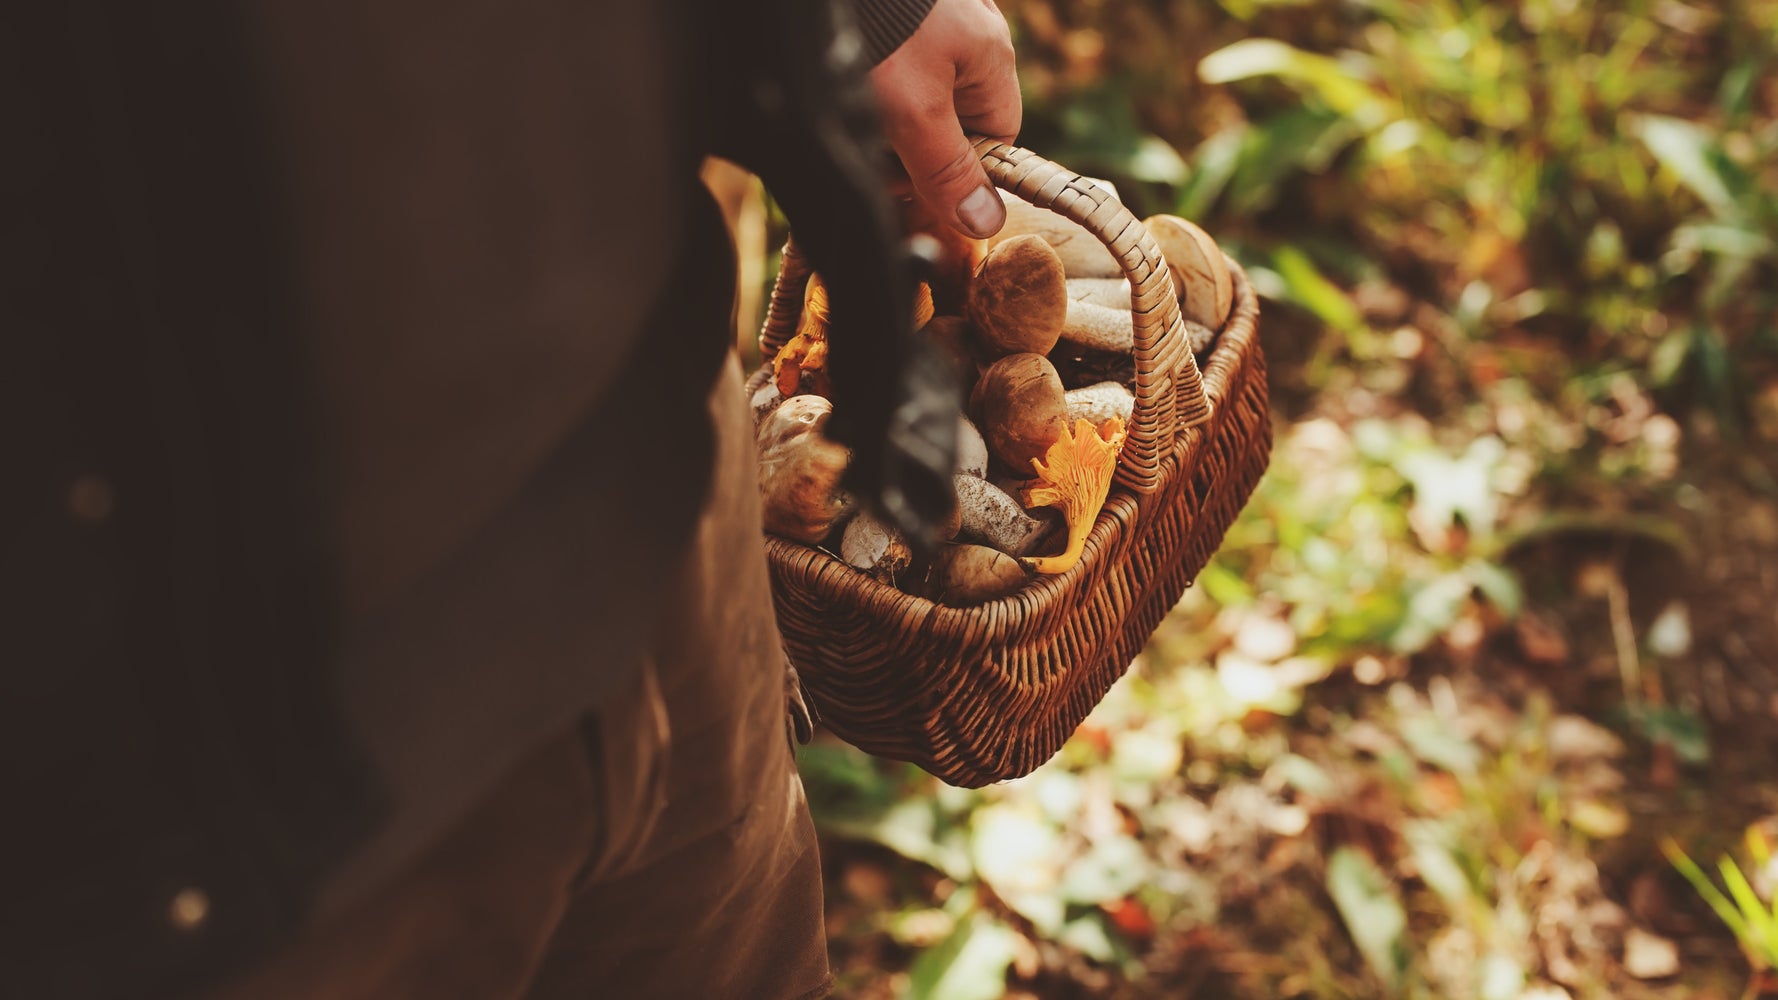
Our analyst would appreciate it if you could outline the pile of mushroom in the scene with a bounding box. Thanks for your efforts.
[755,184,1234,607]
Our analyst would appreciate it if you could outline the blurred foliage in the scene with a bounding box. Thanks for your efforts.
[806,0,1778,996]
[1664,827,1778,981]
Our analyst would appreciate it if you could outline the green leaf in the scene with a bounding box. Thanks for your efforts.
[1632,114,1740,218]
[1718,58,1762,121]
[1170,107,1361,218]
[1270,753,1337,799]
[1692,324,1742,435]
[1638,705,1710,765]
[1059,835,1153,906]
[796,743,901,815]
[1058,913,1121,964]
[1477,953,1526,1000]
[1198,561,1255,606]
[1663,839,1752,943]
[1198,39,1383,120]
[970,804,1066,935]
[1127,135,1191,186]
[1270,245,1366,334]
[1404,820,1474,913]
[1389,573,1474,655]
[902,913,1020,1000]
[820,797,974,881]
[1720,859,1774,942]
[1465,559,1523,618]
[1673,221,1776,260]
[1396,436,1506,540]
[1400,711,1482,776]
[1326,846,1408,993]
[1177,127,1246,219]
[1649,328,1694,387]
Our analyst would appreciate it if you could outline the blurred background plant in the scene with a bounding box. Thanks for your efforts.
[767,0,1778,996]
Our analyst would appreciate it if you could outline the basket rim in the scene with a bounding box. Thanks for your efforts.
[760,138,1215,495]
[747,254,1263,623]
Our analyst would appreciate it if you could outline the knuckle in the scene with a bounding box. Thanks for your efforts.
[921,150,981,195]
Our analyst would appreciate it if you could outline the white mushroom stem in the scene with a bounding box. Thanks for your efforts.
[954,474,1047,556]
[1184,319,1217,354]
[1058,299,1219,355]
[1066,277,1132,309]
[841,510,912,582]
[988,191,1123,279]
[955,417,990,479]
[750,383,786,426]
[1060,299,1133,353]
[1065,381,1135,428]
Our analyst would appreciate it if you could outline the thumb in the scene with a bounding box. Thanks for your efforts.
[888,112,1005,240]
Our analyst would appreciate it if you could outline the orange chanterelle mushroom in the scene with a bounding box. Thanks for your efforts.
[773,275,934,399]
[1019,416,1127,575]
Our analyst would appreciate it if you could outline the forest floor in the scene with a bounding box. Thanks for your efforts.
[807,307,1778,1000]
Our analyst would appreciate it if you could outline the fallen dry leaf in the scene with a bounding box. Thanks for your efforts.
[1622,926,1680,980]
[1517,609,1571,665]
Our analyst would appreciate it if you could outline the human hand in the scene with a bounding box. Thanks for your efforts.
[868,0,1021,239]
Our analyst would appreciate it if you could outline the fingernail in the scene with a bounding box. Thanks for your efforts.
[956,185,1004,238]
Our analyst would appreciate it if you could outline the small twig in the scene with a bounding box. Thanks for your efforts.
[1604,563,1643,711]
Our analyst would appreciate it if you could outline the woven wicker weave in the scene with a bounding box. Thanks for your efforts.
[750,139,1271,787]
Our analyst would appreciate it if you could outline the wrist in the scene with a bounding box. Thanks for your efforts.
[847,0,940,66]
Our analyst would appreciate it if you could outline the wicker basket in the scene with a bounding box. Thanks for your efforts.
[749,139,1271,787]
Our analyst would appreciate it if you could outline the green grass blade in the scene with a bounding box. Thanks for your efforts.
[1717,858,1778,965]
[1747,827,1771,869]
[1664,839,1753,941]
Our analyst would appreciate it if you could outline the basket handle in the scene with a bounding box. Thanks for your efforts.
[759,139,1213,494]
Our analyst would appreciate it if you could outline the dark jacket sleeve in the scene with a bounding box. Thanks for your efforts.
[851,0,939,65]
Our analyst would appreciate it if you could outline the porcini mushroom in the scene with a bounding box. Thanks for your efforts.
[750,382,787,426]
[1065,277,1132,309]
[965,235,1068,358]
[842,510,914,582]
[932,544,1030,606]
[759,432,853,545]
[974,353,1069,472]
[954,474,1049,556]
[987,188,1124,279]
[955,417,990,479]
[1143,214,1233,330]
[1057,299,1218,355]
[758,394,853,544]
[1065,381,1135,428]
[1059,298,1133,354]
[757,393,834,454]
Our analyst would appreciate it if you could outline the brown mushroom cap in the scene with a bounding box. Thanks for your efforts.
[756,393,833,454]
[989,194,1123,279]
[759,434,852,544]
[933,544,1030,606]
[975,353,1069,473]
[1142,214,1233,330]
[965,235,1068,358]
